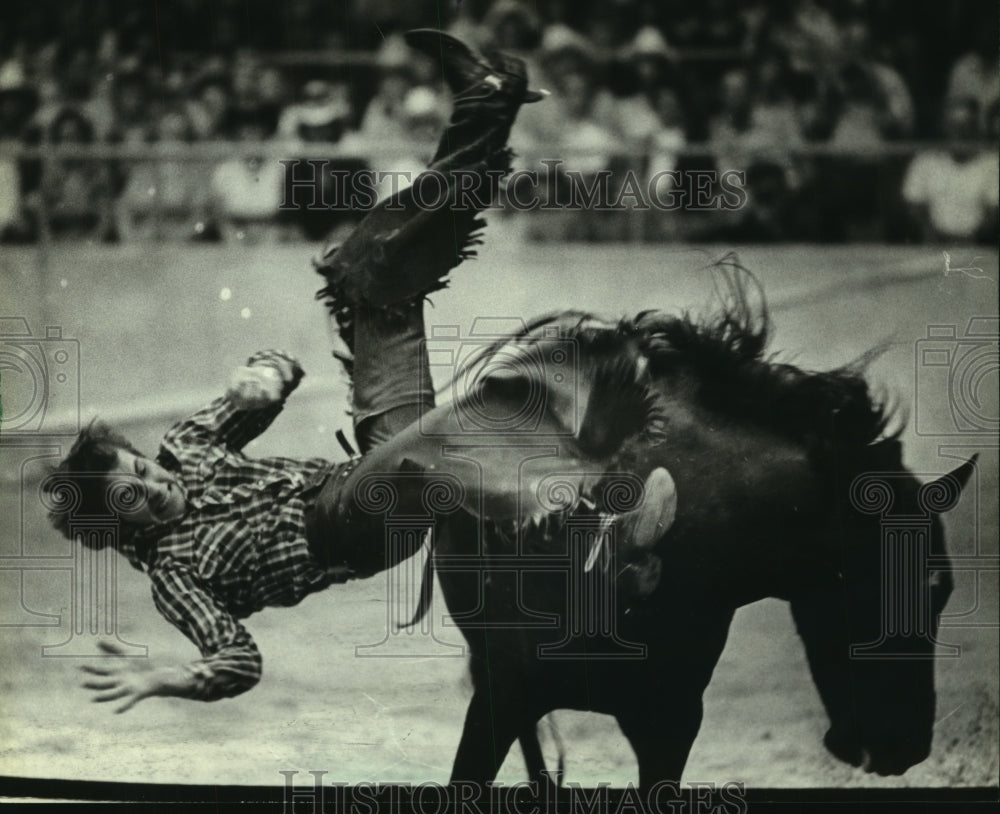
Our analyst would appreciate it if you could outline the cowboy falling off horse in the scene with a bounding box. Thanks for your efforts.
[45,31,672,712]
[43,30,973,787]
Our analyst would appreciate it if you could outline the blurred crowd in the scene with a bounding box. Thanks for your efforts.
[0,0,996,245]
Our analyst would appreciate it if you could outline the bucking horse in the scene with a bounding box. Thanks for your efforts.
[377,262,972,789]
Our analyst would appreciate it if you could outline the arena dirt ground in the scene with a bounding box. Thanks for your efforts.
[1,230,997,789]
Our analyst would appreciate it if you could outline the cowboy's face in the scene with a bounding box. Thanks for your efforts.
[107,450,187,527]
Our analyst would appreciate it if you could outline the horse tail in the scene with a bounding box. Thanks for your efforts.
[401,530,435,629]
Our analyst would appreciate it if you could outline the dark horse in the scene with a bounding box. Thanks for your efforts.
[405,266,973,788]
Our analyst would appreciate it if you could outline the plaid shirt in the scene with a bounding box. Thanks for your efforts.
[125,350,340,701]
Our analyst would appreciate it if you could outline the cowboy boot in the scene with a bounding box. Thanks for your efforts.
[404,29,545,107]
[315,31,545,352]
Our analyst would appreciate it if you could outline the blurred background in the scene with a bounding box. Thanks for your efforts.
[0,0,997,247]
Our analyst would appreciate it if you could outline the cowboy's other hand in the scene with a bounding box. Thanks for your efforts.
[226,365,283,408]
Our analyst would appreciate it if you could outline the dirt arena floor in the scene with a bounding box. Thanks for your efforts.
[1,224,997,789]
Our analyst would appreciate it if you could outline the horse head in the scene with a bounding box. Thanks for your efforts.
[789,442,975,776]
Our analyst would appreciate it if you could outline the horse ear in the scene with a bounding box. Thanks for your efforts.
[942,455,978,493]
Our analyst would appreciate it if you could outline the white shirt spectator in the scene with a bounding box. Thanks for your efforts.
[902,150,999,239]
[562,120,618,175]
[597,94,661,145]
[211,158,285,220]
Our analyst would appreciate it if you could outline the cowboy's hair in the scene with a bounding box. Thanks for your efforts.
[43,419,143,543]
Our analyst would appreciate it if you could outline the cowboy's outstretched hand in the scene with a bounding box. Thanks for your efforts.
[80,641,197,713]
[80,641,159,713]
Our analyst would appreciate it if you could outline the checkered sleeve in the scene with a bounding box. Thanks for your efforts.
[149,563,263,701]
[162,350,305,453]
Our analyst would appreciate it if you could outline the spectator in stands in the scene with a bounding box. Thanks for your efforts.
[27,63,69,135]
[0,61,40,242]
[107,71,152,146]
[117,107,208,242]
[760,0,842,74]
[666,0,748,51]
[230,50,266,121]
[788,68,839,143]
[278,78,359,241]
[359,43,417,145]
[278,79,353,143]
[39,107,114,241]
[840,14,914,138]
[560,70,618,177]
[56,42,97,109]
[209,108,284,244]
[514,25,605,160]
[483,0,544,57]
[707,65,806,242]
[258,65,291,112]
[647,87,687,179]
[643,86,688,242]
[398,86,446,155]
[829,62,890,150]
[187,70,231,141]
[78,55,117,143]
[345,85,447,204]
[602,26,678,147]
[709,66,801,173]
[446,0,492,50]
[557,68,622,240]
[394,85,444,192]
[823,61,907,241]
[945,26,999,134]
[902,97,999,244]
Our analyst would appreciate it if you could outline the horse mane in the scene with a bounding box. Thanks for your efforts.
[451,254,900,454]
[625,254,902,452]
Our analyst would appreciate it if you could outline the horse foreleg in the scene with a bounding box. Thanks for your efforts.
[615,604,734,788]
[450,689,520,785]
[617,700,703,789]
